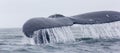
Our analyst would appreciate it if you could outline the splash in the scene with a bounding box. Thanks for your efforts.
[24,26,75,45]
[72,21,120,39]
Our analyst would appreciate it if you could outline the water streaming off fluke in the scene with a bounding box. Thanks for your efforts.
[24,26,75,45]
[72,21,120,39]
[23,21,120,45]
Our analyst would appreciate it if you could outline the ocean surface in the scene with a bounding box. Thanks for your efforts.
[0,28,120,53]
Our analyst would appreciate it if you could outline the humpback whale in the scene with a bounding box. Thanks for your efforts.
[23,11,120,44]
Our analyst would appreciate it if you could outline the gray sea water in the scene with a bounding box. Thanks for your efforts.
[0,28,120,53]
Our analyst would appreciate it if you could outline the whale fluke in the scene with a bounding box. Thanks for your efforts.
[22,11,120,44]
[23,17,73,38]
[70,11,120,24]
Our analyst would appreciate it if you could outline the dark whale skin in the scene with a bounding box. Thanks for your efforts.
[70,11,120,24]
[23,17,73,38]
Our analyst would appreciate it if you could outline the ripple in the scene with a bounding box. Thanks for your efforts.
[0,43,7,45]
[13,48,30,52]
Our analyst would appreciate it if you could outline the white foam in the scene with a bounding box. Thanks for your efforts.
[21,35,35,45]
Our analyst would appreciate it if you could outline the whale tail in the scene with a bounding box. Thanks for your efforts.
[23,11,120,45]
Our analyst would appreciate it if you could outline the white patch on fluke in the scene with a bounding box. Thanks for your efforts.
[106,14,110,17]
[89,19,94,21]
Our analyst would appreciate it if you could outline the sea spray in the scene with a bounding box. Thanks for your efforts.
[22,35,35,45]
[24,26,75,45]
[72,21,120,39]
